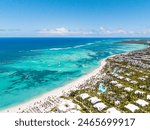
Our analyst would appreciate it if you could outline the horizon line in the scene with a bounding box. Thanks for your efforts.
[0,36,150,39]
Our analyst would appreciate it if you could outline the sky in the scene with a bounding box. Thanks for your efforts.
[0,0,150,37]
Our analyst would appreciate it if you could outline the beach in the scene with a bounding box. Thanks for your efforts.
[1,44,149,113]
[0,38,147,110]
[0,38,148,113]
[0,58,107,113]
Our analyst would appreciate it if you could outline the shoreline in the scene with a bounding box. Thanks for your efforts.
[1,43,149,113]
[0,57,108,113]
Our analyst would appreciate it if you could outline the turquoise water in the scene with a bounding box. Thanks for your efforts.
[99,84,107,93]
[0,38,147,109]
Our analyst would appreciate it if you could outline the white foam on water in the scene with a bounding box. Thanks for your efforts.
[49,47,72,50]
[49,42,97,51]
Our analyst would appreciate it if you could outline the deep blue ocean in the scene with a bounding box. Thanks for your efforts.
[0,38,148,109]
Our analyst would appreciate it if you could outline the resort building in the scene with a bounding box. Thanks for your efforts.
[93,103,107,111]
[125,104,139,112]
[135,99,149,107]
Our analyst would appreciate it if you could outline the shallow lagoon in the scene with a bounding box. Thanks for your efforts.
[0,38,147,109]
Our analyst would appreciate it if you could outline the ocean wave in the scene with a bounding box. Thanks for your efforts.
[49,44,86,51]
[73,44,86,48]
[19,41,98,52]
[86,42,95,45]
[49,47,72,51]
[39,41,98,51]
[73,42,95,48]
[30,49,43,52]
[49,48,64,51]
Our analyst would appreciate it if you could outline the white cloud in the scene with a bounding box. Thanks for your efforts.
[115,28,127,34]
[37,26,150,37]
[98,26,150,36]
[99,26,127,35]
[142,29,150,35]
[0,29,21,32]
[37,27,95,36]
[99,27,105,32]
[38,27,69,35]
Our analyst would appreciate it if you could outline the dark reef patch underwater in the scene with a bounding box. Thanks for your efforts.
[0,38,147,109]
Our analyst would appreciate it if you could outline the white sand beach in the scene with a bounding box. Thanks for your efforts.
[0,58,107,113]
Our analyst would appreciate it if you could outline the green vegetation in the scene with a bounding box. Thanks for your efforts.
[61,47,150,113]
